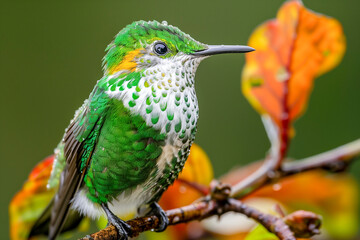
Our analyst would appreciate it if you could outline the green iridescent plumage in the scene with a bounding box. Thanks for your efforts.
[84,98,166,203]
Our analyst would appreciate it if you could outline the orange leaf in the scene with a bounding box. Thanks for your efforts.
[242,0,345,148]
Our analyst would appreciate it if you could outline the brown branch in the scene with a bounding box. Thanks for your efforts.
[80,138,360,240]
[230,155,276,199]
[80,198,297,240]
[281,138,360,175]
[176,178,209,196]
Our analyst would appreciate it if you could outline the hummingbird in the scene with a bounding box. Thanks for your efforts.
[26,20,254,240]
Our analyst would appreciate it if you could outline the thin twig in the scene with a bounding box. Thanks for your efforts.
[230,156,275,198]
[282,138,360,175]
[176,178,209,195]
[231,138,360,199]
[227,199,295,240]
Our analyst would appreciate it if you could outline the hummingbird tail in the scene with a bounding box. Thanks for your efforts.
[9,155,84,240]
[29,199,83,239]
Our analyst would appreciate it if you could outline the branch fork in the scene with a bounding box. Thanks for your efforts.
[80,138,360,240]
[81,181,323,240]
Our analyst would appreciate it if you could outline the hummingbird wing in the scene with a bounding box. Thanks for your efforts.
[49,86,109,239]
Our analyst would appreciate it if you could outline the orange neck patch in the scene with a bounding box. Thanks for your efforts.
[108,49,143,74]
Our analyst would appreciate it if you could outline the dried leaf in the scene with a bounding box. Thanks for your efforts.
[283,210,321,238]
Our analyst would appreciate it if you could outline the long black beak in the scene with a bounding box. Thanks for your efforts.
[192,45,255,56]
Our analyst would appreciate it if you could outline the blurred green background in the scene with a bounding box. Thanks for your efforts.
[1,0,359,239]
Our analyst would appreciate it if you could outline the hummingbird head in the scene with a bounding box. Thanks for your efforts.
[102,20,254,77]
[100,20,253,133]
[103,20,208,76]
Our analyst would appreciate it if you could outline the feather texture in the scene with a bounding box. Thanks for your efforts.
[48,88,109,239]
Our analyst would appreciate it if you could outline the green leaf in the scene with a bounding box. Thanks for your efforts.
[244,224,278,240]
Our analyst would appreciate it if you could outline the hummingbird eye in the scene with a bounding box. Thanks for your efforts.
[154,42,168,55]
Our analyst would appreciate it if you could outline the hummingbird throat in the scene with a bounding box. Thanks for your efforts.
[102,54,203,141]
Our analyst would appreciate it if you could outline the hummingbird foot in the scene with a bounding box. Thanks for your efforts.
[101,203,131,240]
[148,202,169,232]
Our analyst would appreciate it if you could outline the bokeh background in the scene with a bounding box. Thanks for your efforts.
[1,0,359,239]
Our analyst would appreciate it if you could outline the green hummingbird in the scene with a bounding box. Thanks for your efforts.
[28,20,254,240]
